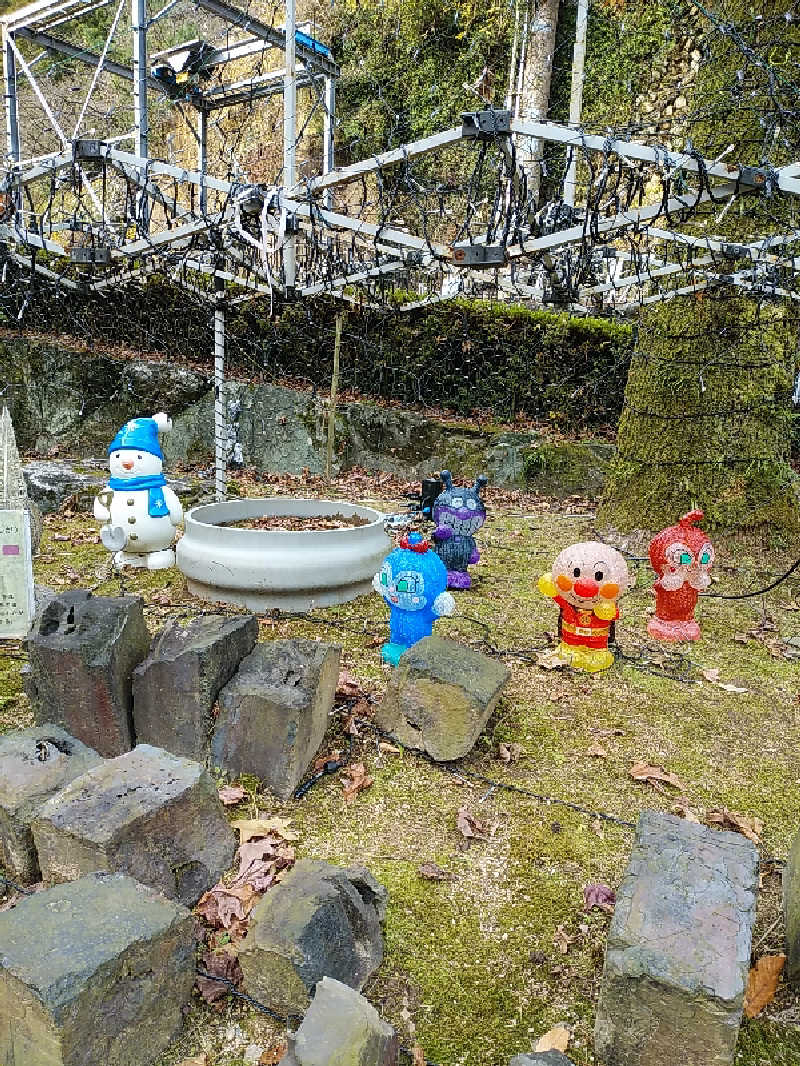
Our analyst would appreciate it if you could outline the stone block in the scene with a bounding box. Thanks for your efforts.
[375,636,510,761]
[0,871,195,1066]
[32,744,235,905]
[282,977,398,1066]
[783,825,800,986]
[25,590,150,756]
[239,859,387,1014]
[0,724,103,883]
[211,639,341,799]
[594,811,758,1066]
[132,613,258,761]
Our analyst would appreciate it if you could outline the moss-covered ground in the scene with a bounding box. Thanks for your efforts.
[2,470,800,1065]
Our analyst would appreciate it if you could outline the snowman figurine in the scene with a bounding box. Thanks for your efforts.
[94,412,183,570]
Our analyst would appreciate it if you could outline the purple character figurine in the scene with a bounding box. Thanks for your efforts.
[373,533,456,666]
[431,471,488,589]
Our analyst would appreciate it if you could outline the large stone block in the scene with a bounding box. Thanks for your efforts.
[239,859,387,1014]
[211,639,341,799]
[281,977,398,1066]
[0,871,195,1066]
[594,811,758,1066]
[32,744,235,905]
[783,825,800,986]
[25,590,150,756]
[0,724,103,883]
[375,636,510,761]
[132,613,258,761]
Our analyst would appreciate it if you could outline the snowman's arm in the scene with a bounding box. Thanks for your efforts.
[93,491,111,521]
[163,487,184,525]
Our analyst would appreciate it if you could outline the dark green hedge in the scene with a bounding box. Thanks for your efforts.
[5,272,633,432]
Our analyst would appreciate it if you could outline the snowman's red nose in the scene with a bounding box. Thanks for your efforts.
[574,577,599,598]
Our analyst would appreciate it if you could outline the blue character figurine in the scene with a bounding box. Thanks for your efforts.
[373,532,456,666]
[431,471,488,589]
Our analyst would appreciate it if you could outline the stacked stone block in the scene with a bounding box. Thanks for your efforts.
[32,744,235,905]
[0,872,195,1066]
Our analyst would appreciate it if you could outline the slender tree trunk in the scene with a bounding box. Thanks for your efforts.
[517,0,561,206]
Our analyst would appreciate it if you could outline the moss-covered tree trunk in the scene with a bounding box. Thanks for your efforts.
[598,292,800,534]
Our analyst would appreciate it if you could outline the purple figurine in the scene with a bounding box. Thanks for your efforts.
[431,471,488,589]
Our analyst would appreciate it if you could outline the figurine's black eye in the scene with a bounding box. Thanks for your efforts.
[573,567,581,577]
[594,570,604,581]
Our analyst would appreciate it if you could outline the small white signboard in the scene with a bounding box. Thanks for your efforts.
[0,509,35,639]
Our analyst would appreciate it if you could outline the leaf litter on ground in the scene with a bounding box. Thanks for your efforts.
[744,955,786,1018]
[628,761,687,793]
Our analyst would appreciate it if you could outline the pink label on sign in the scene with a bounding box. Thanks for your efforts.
[2,544,20,555]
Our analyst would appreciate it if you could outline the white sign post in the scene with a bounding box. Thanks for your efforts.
[0,508,35,638]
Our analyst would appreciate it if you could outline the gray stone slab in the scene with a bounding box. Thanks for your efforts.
[239,859,387,1014]
[283,977,398,1066]
[132,613,258,761]
[594,811,759,1066]
[0,871,195,1066]
[23,460,106,514]
[0,724,103,883]
[25,590,150,756]
[32,744,236,905]
[783,826,800,986]
[375,635,510,760]
[211,639,341,799]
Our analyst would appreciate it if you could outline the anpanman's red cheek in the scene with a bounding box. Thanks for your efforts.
[556,574,573,592]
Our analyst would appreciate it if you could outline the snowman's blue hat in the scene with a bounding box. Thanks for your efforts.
[108,417,163,459]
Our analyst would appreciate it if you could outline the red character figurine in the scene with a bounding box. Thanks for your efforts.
[647,510,714,642]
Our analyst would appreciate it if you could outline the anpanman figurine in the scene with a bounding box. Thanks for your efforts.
[538,541,631,671]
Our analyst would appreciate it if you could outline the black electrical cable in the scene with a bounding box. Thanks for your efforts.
[701,555,800,599]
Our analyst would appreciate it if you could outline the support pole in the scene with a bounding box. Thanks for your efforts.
[131,0,149,228]
[562,0,588,208]
[3,30,20,167]
[197,107,208,214]
[322,75,335,212]
[214,287,227,500]
[325,311,344,485]
[283,0,296,289]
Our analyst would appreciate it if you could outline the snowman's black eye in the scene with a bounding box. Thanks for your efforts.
[573,567,581,577]
[137,454,142,459]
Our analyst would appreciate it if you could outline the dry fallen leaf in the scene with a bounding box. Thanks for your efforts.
[456,806,488,841]
[217,784,247,806]
[195,945,242,1005]
[534,1024,571,1052]
[552,924,574,955]
[195,883,258,930]
[341,762,374,802]
[411,1044,426,1066]
[336,670,361,698]
[671,800,701,824]
[497,742,524,763]
[701,668,721,682]
[379,741,402,755]
[587,742,608,758]
[706,807,763,845]
[629,760,687,793]
[177,1056,208,1066]
[231,817,299,843]
[744,954,786,1018]
[583,883,616,913]
[418,862,455,882]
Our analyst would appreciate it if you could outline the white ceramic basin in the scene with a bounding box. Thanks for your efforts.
[176,497,390,612]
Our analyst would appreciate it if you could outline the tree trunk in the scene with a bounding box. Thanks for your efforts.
[516,0,561,206]
[598,293,800,534]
